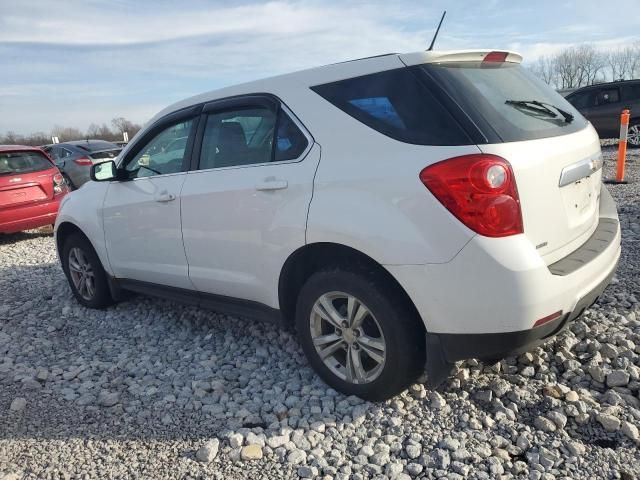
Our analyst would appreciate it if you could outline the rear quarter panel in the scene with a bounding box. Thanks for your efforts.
[297,90,479,265]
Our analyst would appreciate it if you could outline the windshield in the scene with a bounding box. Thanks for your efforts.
[0,151,52,176]
[423,62,588,142]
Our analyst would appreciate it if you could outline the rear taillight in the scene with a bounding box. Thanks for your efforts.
[73,156,92,166]
[419,154,523,238]
[53,173,66,195]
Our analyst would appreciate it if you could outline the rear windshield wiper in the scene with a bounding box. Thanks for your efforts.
[505,100,574,123]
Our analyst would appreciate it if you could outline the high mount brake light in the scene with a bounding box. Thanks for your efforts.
[419,154,524,238]
[73,156,92,166]
[483,51,509,63]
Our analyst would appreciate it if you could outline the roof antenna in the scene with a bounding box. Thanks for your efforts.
[427,10,446,51]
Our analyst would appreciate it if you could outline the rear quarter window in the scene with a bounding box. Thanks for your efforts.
[311,68,473,146]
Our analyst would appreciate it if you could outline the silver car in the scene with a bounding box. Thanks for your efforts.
[46,140,121,189]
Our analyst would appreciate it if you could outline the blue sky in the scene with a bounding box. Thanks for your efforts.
[1,0,639,134]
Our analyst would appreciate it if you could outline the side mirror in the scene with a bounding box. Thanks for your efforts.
[90,160,117,182]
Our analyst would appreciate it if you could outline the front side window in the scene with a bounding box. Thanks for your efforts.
[0,151,52,175]
[199,107,308,169]
[125,119,193,178]
[621,83,640,101]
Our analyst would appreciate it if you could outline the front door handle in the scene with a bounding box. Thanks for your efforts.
[255,177,288,191]
[155,192,176,202]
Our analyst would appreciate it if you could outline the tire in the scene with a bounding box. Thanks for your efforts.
[61,233,114,308]
[628,120,640,149]
[295,269,425,401]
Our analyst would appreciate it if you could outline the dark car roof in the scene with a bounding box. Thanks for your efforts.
[58,140,121,153]
[568,79,640,96]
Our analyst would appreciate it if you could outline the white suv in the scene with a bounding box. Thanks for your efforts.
[55,50,621,400]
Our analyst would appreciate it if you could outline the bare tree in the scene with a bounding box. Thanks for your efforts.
[51,125,84,143]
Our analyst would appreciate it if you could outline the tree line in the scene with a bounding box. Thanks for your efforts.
[0,117,143,147]
[529,42,640,90]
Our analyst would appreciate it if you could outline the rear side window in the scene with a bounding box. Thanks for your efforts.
[311,68,472,146]
[595,88,620,105]
[567,91,596,109]
[0,151,52,175]
[424,62,588,142]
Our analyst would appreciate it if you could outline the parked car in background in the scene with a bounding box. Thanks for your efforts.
[0,145,68,233]
[566,79,640,147]
[55,50,620,400]
[45,140,121,189]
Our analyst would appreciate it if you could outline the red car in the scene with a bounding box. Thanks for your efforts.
[0,145,68,234]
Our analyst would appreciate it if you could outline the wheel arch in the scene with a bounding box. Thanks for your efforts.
[55,221,89,256]
[278,242,425,332]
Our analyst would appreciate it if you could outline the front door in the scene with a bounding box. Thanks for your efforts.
[103,113,199,289]
[181,97,319,307]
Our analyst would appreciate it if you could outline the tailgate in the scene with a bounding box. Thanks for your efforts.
[0,181,50,208]
[479,126,602,264]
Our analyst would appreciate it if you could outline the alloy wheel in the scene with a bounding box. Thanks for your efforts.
[68,247,95,301]
[628,124,640,147]
[309,291,386,384]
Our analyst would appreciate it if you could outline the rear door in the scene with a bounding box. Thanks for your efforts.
[591,87,623,137]
[102,107,200,288]
[180,96,319,306]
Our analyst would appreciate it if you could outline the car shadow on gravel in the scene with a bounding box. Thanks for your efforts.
[0,229,52,246]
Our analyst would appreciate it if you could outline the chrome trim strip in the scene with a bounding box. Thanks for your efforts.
[558,154,603,187]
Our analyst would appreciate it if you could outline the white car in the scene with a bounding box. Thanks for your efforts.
[55,50,621,400]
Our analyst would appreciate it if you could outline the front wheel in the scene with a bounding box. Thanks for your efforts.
[628,121,640,149]
[61,233,113,308]
[296,269,425,401]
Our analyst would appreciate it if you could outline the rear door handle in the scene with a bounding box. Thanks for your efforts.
[255,178,288,191]
[155,192,176,202]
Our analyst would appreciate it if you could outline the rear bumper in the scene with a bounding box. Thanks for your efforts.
[387,185,620,335]
[434,261,616,362]
[0,196,64,233]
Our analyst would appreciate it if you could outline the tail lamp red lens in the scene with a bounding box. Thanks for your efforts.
[419,154,523,237]
[53,172,66,195]
[73,156,92,166]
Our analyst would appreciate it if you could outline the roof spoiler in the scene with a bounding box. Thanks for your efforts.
[400,50,523,66]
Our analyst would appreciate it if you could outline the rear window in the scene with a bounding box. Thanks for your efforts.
[76,141,119,153]
[89,149,121,160]
[0,151,52,176]
[311,68,472,146]
[423,62,588,142]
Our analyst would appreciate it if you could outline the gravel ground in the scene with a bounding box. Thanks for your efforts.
[1,144,639,480]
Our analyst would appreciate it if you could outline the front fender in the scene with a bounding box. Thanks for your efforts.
[54,182,112,275]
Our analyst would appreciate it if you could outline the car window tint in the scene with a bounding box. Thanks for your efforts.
[0,151,52,175]
[275,111,309,161]
[311,68,472,146]
[199,107,276,169]
[621,83,640,101]
[125,119,193,178]
[568,91,596,109]
[596,88,620,105]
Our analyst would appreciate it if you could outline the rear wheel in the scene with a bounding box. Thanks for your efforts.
[628,121,640,148]
[296,269,425,401]
[61,233,113,308]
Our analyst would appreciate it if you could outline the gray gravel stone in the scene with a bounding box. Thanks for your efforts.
[196,439,219,463]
